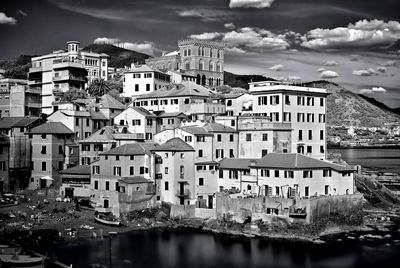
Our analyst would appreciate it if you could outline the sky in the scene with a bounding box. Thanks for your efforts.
[0,0,399,107]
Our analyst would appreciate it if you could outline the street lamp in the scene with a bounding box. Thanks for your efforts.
[108,231,118,268]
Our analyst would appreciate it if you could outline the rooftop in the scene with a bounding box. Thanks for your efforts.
[151,138,194,152]
[101,142,157,156]
[119,176,152,184]
[219,158,258,170]
[97,94,126,110]
[203,123,236,133]
[180,126,214,136]
[136,81,214,99]
[59,165,90,175]
[0,117,40,129]
[30,122,74,135]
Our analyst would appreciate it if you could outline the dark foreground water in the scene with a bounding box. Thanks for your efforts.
[329,148,400,172]
[45,229,400,268]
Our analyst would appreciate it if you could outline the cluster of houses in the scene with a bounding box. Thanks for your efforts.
[0,39,355,218]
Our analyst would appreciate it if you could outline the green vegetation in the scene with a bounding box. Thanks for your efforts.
[224,71,274,89]
[0,55,34,79]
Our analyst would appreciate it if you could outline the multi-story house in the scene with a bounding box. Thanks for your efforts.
[224,93,253,116]
[249,81,328,159]
[166,70,196,84]
[48,110,94,140]
[151,138,195,205]
[79,126,143,165]
[89,94,126,124]
[113,107,157,141]
[155,112,187,133]
[29,122,78,189]
[90,142,157,217]
[59,165,91,199]
[0,117,41,191]
[146,39,224,87]
[216,115,292,158]
[29,41,109,114]
[132,82,225,121]
[0,133,9,192]
[218,153,354,198]
[0,79,41,118]
[122,65,170,98]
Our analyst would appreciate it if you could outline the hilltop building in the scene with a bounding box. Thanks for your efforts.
[29,41,109,114]
[146,39,224,87]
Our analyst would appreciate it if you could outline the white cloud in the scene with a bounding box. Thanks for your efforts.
[317,67,326,72]
[320,70,339,79]
[269,64,284,71]
[16,9,27,16]
[376,66,387,73]
[0,12,17,25]
[360,87,387,94]
[189,32,223,40]
[302,19,400,50]
[225,47,247,54]
[224,23,235,30]
[229,0,275,9]
[382,60,396,67]
[322,60,338,66]
[93,37,155,55]
[288,75,302,80]
[352,68,377,76]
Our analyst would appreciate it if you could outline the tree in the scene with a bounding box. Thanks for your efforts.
[61,88,88,102]
[87,79,123,96]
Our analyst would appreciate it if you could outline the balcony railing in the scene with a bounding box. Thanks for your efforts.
[28,80,43,85]
[53,75,86,82]
[26,88,42,94]
[176,189,190,197]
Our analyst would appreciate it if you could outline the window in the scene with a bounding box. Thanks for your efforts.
[198,149,203,157]
[130,166,134,175]
[298,130,303,141]
[231,120,235,127]
[184,136,192,142]
[219,169,223,178]
[261,149,268,157]
[274,170,279,177]
[199,178,204,186]
[132,120,141,126]
[227,100,232,106]
[246,133,251,141]
[275,187,280,196]
[146,133,153,140]
[229,149,234,158]
[197,136,205,142]
[247,185,252,191]
[86,118,90,127]
[260,169,270,177]
[165,181,169,190]
[217,134,222,142]
[93,165,100,174]
[285,95,290,105]
[144,73,152,78]
[115,182,119,192]
[303,170,313,178]
[180,153,184,159]
[307,146,312,154]
[262,133,268,141]
[41,134,46,139]
[305,186,309,197]
[284,171,294,178]
[165,167,168,174]
[147,119,153,126]
[41,146,46,154]
[116,155,120,161]
[85,132,91,138]
[105,181,110,191]
[146,84,150,91]
[94,180,98,190]
[323,169,332,177]
[216,149,224,158]
[258,96,268,105]
[41,161,46,171]
[308,130,313,140]
[283,112,291,122]
[135,84,139,91]
[113,166,121,176]
[229,134,234,142]
[81,144,90,151]
[320,130,324,140]
[140,167,145,174]
[229,170,238,179]
[319,114,326,123]
[75,118,79,126]
[320,98,324,106]
[320,146,325,153]
[270,95,279,105]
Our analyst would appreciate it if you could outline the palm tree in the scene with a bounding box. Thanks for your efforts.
[87,79,112,97]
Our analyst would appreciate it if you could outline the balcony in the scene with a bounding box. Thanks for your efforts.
[26,87,42,95]
[28,80,43,86]
[53,75,87,83]
[29,66,43,73]
[176,189,190,198]
[52,88,64,96]
[53,61,85,70]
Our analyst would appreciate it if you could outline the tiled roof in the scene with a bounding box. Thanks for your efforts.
[119,176,153,184]
[204,123,236,133]
[136,81,214,99]
[224,93,244,99]
[80,126,115,143]
[253,153,354,171]
[59,165,90,175]
[101,142,157,156]
[156,112,187,118]
[100,94,126,110]
[195,161,219,165]
[130,107,157,117]
[90,110,109,120]
[126,65,160,73]
[180,126,213,136]
[30,122,74,134]
[0,117,40,129]
[151,138,194,152]
[219,158,258,170]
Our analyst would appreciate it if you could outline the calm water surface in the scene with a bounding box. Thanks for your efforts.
[47,229,400,268]
[329,148,400,172]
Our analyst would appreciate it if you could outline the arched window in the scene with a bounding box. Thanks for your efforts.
[196,74,201,85]
[216,62,221,72]
[202,48,205,56]
[210,49,213,58]
[184,49,187,57]
[201,75,206,86]
[198,47,201,56]
[209,62,214,71]
[199,60,204,70]
[188,49,191,56]
[185,61,190,70]
[217,50,221,58]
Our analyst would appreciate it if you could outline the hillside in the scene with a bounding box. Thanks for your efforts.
[0,55,35,79]
[224,71,274,89]
[82,44,151,68]
[302,81,400,127]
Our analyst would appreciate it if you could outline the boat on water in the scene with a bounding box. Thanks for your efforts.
[94,211,121,226]
[0,254,44,267]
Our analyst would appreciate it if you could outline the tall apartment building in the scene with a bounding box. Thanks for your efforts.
[29,122,78,190]
[122,65,170,98]
[29,41,109,114]
[146,39,224,87]
[249,81,328,160]
[0,79,41,118]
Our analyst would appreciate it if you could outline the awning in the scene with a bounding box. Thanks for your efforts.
[41,176,54,181]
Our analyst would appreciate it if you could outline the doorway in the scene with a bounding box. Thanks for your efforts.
[103,199,109,208]
[208,195,213,209]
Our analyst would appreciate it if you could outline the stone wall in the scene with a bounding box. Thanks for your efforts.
[170,204,195,219]
[215,192,364,224]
